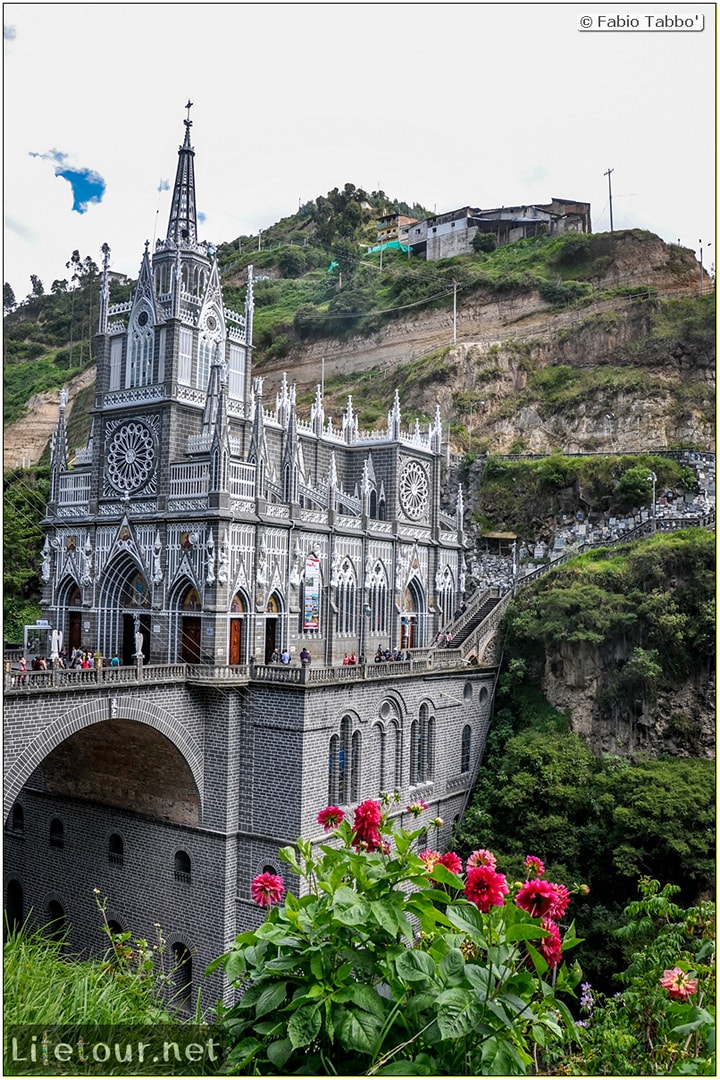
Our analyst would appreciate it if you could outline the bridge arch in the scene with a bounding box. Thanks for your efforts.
[3,695,204,822]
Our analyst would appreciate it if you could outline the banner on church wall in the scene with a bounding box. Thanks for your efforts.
[303,556,321,631]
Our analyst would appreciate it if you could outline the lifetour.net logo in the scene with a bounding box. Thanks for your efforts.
[4,1025,227,1076]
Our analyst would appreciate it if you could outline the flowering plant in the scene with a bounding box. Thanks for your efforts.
[211,797,584,1075]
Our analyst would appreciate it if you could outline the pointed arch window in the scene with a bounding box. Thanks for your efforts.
[436,565,455,624]
[228,344,246,401]
[367,561,388,636]
[178,328,193,386]
[127,312,154,388]
[335,558,357,635]
[328,716,358,805]
[196,336,213,391]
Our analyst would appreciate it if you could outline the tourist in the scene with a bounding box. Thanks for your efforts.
[300,647,311,665]
[281,648,290,665]
[342,653,351,666]
[271,648,280,664]
[110,654,120,667]
[349,652,357,665]
[374,647,383,663]
[17,657,27,686]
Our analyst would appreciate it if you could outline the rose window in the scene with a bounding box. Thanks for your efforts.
[399,460,429,520]
[106,422,156,493]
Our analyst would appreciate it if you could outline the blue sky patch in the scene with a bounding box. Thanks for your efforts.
[30,149,105,213]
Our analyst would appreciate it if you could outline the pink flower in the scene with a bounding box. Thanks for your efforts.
[465,865,509,912]
[524,855,545,877]
[317,805,345,831]
[548,882,570,919]
[438,851,463,874]
[466,848,497,871]
[406,800,429,816]
[251,872,285,908]
[659,967,699,1001]
[539,917,563,968]
[418,849,441,871]
[515,878,557,918]
[351,799,383,852]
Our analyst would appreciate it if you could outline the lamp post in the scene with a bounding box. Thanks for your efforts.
[647,472,657,533]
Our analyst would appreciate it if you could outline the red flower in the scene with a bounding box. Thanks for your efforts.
[465,865,509,912]
[548,882,570,919]
[516,878,557,918]
[351,799,383,852]
[418,849,441,871]
[317,805,345,831]
[659,967,699,1001]
[524,855,545,877]
[251,872,285,908]
[539,917,563,968]
[438,851,463,874]
[466,848,497,870]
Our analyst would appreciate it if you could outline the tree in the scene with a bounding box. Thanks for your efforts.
[472,231,497,254]
[4,281,16,313]
[29,274,44,298]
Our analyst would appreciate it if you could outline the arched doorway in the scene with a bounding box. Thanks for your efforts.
[64,584,83,652]
[180,588,202,663]
[400,578,425,650]
[229,593,248,666]
[264,593,281,664]
[96,555,151,663]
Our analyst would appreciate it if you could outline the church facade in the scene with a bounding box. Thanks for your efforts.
[6,108,496,1008]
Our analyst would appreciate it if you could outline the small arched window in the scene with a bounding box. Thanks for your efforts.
[174,850,191,884]
[12,804,24,833]
[461,725,471,773]
[328,734,341,805]
[108,833,124,866]
[49,818,64,849]
[46,900,66,943]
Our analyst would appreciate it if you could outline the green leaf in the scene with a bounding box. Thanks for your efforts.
[429,864,465,888]
[439,947,466,985]
[436,987,485,1039]
[223,950,247,984]
[334,1003,384,1054]
[395,948,438,984]
[332,885,370,925]
[480,1034,530,1075]
[370,898,402,936]
[227,1037,263,1069]
[266,1037,294,1068]
[505,922,546,942]
[288,1004,322,1049]
[310,951,325,979]
[255,980,287,1018]
[445,903,490,942]
[278,845,303,874]
[333,982,387,1019]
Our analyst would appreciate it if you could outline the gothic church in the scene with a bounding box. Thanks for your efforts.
[7,108,495,1007]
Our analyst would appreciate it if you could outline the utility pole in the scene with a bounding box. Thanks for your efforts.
[603,168,614,233]
[699,239,712,295]
[452,282,457,344]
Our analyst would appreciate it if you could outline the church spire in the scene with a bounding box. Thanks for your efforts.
[167,101,197,246]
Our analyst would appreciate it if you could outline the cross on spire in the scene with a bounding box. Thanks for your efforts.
[185,100,193,127]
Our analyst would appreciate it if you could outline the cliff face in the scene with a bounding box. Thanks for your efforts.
[540,643,715,760]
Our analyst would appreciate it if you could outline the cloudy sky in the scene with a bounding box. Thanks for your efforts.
[4,2,716,300]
